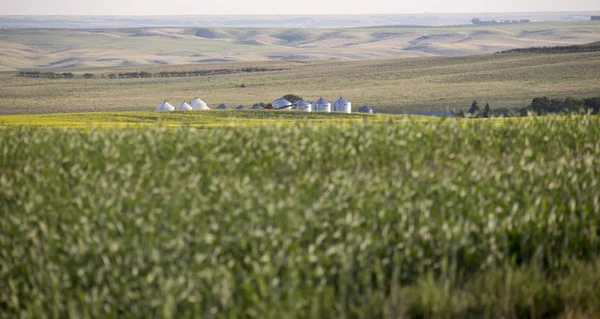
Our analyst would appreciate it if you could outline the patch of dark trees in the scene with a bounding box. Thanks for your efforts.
[471,18,530,25]
[18,71,74,78]
[454,96,600,118]
[498,43,600,54]
[18,67,285,79]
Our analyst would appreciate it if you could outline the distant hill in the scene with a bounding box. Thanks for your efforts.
[2,21,600,70]
[499,41,600,53]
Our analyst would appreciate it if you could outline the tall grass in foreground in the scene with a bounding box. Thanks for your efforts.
[1,116,599,318]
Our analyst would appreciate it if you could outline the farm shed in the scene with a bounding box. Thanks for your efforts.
[156,100,175,112]
[216,103,230,109]
[190,98,210,110]
[293,99,312,112]
[272,97,292,110]
[358,105,373,113]
[176,101,193,111]
[333,97,352,113]
[313,97,331,112]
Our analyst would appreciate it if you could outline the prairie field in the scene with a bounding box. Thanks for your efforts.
[2,50,600,114]
[1,115,600,317]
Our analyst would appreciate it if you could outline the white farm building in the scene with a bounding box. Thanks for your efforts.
[293,99,312,112]
[312,98,331,112]
[176,101,193,111]
[332,97,351,113]
[190,98,210,110]
[156,100,175,112]
[272,97,292,110]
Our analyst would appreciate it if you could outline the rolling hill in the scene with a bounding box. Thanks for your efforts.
[1,21,600,70]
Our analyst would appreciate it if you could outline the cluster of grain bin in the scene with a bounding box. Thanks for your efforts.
[270,96,355,113]
[157,96,374,113]
[156,97,210,112]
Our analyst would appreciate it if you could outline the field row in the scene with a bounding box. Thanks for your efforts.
[2,115,599,317]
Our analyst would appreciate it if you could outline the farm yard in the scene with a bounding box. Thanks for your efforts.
[1,113,600,317]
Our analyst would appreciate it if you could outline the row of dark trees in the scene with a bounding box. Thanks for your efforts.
[18,71,74,78]
[454,96,600,118]
[523,96,600,115]
[471,18,530,25]
[499,43,600,54]
[453,101,493,118]
[18,67,284,80]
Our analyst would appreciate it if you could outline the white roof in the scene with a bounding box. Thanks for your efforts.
[156,100,175,111]
[358,105,373,113]
[313,97,330,105]
[190,97,209,110]
[176,101,193,111]
[272,97,292,108]
[216,103,229,109]
[295,99,311,106]
[333,97,351,104]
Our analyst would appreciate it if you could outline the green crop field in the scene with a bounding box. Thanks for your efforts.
[2,50,600,115]
[1,115,600,318]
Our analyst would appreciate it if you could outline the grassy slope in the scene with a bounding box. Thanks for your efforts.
[2,116,599,317]
[2,21,600,70]
[1,51,599,114]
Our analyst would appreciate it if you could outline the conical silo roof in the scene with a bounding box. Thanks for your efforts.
[293,98,312,112]
[272,97,292,109]
[236,105,247,110]
[190,97,209,110]
[216,103,229,109]
[358,105,373,113]
[251,104,264,109]
[176,101,193,111]
[156,100,175,112]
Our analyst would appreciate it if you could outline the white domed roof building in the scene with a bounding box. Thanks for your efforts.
[272,97,292,110]
[190,98,210,110]
[156,100,175,112]
[176,101,193,111]
[293,99,312,112]
[312,97,331,112]
[332,97,351,113]
[216,103,230,109]
[358,105,373,113]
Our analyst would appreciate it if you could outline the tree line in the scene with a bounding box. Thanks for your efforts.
[471,18,530,25]
[498,43,600,54]
[17,67,285,79]
[454,96,600,118]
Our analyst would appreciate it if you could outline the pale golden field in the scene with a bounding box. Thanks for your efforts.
[1,50,599,114]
